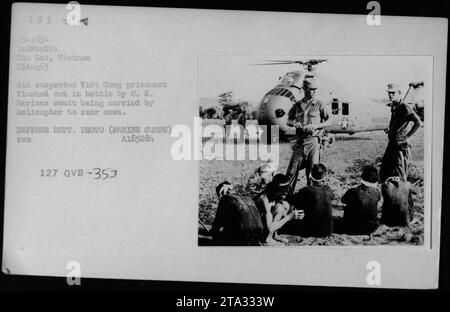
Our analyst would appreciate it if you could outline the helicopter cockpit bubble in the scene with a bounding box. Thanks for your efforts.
[277,71,303,87]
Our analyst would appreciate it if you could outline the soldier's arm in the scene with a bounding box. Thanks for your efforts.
[286,119,295,127]
[286,104,300,127]
[405,111,421,139]
[307,102,332,130]
[286,117,295,127]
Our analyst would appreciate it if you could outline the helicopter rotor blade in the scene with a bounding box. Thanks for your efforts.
[252,58,328,66]
[252,62,300,65]
[252,60,305,66]
[263,60,304,63]
[264,60,305,65]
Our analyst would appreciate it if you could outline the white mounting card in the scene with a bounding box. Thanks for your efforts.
[3,3,447,289]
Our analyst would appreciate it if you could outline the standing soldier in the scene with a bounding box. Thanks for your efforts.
[237,107,248,141]
[285,79,332,189]
[380,83,421,183]
[237,107,247,128]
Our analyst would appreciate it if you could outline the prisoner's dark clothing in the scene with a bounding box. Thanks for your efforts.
[287,97,330,142]
[291,184,334,237]
[211,194,264,246]
[342,184,380,235]
[381,180,416,227]
[380,102,416,183]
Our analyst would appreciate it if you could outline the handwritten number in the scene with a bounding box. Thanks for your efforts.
[90,168,117,180]
[92,168,101,180]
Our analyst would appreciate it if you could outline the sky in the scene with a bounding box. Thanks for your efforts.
[198,55,432,103]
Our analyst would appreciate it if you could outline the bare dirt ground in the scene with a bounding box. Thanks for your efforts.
[198,124,424,246]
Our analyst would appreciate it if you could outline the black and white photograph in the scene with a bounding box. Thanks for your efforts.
[198,55,430,247]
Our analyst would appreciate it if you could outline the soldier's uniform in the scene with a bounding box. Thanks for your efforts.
[286,81,330,186]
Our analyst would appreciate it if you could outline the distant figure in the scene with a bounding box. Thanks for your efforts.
[381,176,418,227]
[286,79,332,189]
[291,164,333,237]
[342,166,381,235]
[211,181,264,246]
[246,160,277,195]
[380,83,421,183]
[237,108,247,128]
[223,110,233,139]
[237,108,247,141]
[254,174,294,245]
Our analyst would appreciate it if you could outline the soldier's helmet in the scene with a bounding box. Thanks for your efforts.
[303,79,318,90]
[386,83,401,93]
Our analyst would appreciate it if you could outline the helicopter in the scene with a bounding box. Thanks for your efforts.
[255,59,424,140]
